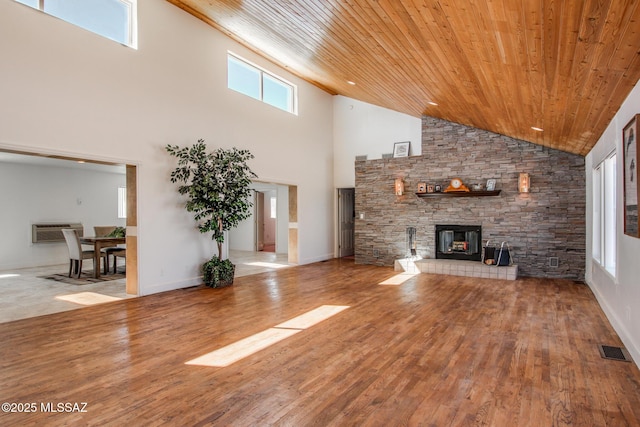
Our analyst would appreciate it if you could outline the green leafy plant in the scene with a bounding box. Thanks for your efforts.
[166,139,257,287]
[202,257,236,288]
[107,226,126,238]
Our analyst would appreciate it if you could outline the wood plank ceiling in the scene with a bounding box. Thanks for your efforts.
[167,0,640,156]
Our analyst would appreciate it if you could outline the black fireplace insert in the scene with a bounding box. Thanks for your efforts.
[435,224,482,261]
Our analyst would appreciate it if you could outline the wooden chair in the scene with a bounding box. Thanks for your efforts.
[61,229,105,278]
[94,226,126,274]
[106,247,126,274]
[94,226,119,274]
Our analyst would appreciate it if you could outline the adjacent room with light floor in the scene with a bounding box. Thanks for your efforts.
[1,0,640,425]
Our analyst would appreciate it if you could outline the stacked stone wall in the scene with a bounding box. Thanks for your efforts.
[354,116,585,280]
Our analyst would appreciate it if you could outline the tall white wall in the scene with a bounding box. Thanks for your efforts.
[0,161,125,269]
[586,79,640,364]
[0,0,334,294]
[333,95,422,188]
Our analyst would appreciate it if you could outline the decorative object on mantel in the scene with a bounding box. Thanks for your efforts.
[486,179,497,191]
[472,183,484,191]
[416,190,501,198]
[417,182,427,193]
[427,184,435,193]
[518,173,531,193]
[435,184,442,192]
[623,114,639,237]
[444,177,470,192]
[393,141,410,158]
[394,177,405,195]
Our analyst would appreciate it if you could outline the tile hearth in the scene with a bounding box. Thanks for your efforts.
[395,258,518,280]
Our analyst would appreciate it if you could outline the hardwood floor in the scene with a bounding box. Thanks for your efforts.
[1,259,639,426]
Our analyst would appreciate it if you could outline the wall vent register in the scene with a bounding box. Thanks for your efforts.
[32,223,83,243]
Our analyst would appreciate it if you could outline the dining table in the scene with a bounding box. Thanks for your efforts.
[80,236,126,279]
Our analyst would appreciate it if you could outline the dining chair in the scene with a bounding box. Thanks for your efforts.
[61,228,105,279]
[106,247,126,274]
[94,226,119,273]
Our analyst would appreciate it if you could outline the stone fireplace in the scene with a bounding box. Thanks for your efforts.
[354,116,585,279]
[435,225,482,262]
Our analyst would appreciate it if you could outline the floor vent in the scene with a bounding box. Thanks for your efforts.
[598,345,632,362]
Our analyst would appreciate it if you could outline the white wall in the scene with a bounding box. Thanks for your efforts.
[0,0,334,294]
[333,95,422,188]
[332,95,422,257]
[0,161,125,269]
[586,78,640,364]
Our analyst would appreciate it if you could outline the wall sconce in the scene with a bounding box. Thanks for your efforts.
[395,177,405,196]
[518,173,530,193]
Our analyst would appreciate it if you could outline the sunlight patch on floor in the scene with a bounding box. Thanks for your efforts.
[245,261,289,269]
[55,292,123,306]
[379,272,419,286]
[186,328,301,368]
[0,274,20,279]
[276,305,350,329]
[186,305,350,368]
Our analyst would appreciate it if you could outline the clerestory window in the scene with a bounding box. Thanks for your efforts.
[227,52,298,114]
[14,0,137,48]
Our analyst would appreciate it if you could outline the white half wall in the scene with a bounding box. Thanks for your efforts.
[333,95,422,188]
[0,0,334,294]
[586,78,640,365]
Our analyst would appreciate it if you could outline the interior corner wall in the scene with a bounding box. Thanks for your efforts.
[0,0,334,294]
[355,116,586,280]
[586,78,640,365]
[333,95,422,188]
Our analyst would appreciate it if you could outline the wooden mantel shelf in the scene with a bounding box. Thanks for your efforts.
[415,190,501,198]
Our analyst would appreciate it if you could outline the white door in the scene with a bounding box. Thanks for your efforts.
[255,192,265,251]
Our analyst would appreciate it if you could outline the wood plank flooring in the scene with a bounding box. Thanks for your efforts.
[1,259,639,426]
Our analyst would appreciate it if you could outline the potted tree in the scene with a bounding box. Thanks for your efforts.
[166,139,257,287]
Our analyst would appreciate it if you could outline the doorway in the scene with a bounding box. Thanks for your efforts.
[254,190,277,253]
[338,188,355,258]
[0,148,138,322]
[228,182,298,267]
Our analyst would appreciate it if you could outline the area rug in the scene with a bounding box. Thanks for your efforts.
[39,271,125,285]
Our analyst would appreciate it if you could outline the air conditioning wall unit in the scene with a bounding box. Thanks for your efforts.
[32,223,84,243]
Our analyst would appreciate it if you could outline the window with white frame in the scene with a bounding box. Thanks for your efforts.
[14,0,137,48]
[118,186,127,219]
[270,197,277,219]
[593,152,617,276]
[227,53,297,114]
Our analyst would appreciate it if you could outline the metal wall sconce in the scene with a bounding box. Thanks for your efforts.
[518,173,530,193]
[395,177,405,195]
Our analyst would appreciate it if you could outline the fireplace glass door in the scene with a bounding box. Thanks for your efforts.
[435,225,482,261]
